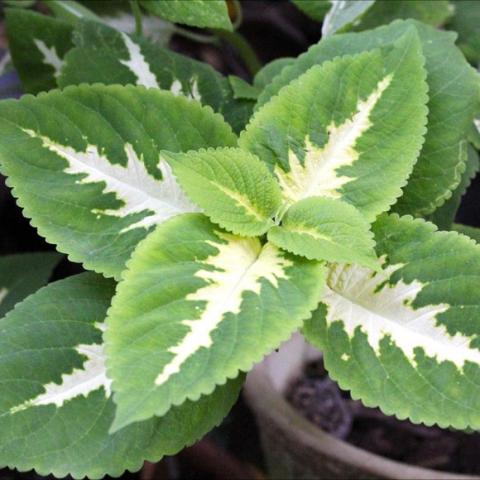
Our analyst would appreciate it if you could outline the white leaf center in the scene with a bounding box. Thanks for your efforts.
[155,238,292,386]
[324,261,480,368]
[275,75,392,204]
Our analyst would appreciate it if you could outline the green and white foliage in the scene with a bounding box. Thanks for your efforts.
[322,0,375,37]
[0,84,236,279]
[304,214,480,430]
[106,213,326,430]
[257,19,480,216]
[5,9,74,94]
[58,21,252,133]
[427,144,479,231]
[241,29,428,223]
[268,197,377,268]
[139,0,232,31]
[0,273,243,479]
[162,148,281,236]
[0,252,61,317]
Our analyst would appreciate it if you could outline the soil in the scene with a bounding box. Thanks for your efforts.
[288,358,480,475]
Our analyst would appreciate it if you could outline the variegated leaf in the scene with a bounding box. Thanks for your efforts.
[240,29,428,222]
[162,147,282,236]
[0,85,236,279]
[0,252,61,317]
[256,19,480,216]
[0,273,243,479]
[268,197,377,268]
[59,20,252,133]
[322,0,375,37]
[5,8,74,94]
[304,214,480,430]
[106,213,326,431]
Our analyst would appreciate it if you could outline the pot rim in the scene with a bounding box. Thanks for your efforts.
[244,353,479,480]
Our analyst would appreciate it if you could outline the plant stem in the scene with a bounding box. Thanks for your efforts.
[230,0,243,30]
[172,26,220,45]
[130,1,143,37]
[214,30,262,76]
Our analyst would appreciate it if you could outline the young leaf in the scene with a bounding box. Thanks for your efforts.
[228,76,260,101]
[5,8,74,94]
[268,197,377,268]
[58,21,252,133]
[106,213,326,431]
[257,20,480,216]
[322,0,375,37]
[162,148,282,236]
[427,144,479,231]
[0,85,236,279]
[304,214,480,430]
[0,272,242,479]
[0,252,61,317]
[140,0,233,31]
[240,29,428,222]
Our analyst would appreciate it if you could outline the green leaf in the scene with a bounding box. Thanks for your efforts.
[257,20,480,216]
[5,9,74,94]
[0,272,242,479]
[322,0,375,36]
[427,144,479,231]
[240,30,428,223]
[0,252,61,317]
[447,0,480,64]
[0,84,236,279]
[304,213,480,430]
[453,223,480,243]
[268,197,377,268]
[253,57,295,91]
[355,1,453,30]
[228,76,260,101]
[58,20,252,133]
[46,0,101,24]
[291,0,331,22]
[140,0,232,31]
[106,213,326,431]
[162,148,282,236]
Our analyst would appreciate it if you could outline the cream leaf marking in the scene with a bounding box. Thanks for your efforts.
[0,288,8,305]
[170,78,202,102]
[323,261,480,368]
[23,130,199,232]
[119,33,160,88]
[155,237,292,386]
[275,75,392,205]
[10,337,111,414]
[33,39,63,79]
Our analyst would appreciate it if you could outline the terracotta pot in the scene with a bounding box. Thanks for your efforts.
[244,335,478,480]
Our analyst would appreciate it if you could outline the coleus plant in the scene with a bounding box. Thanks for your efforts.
[1,2,480,479]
